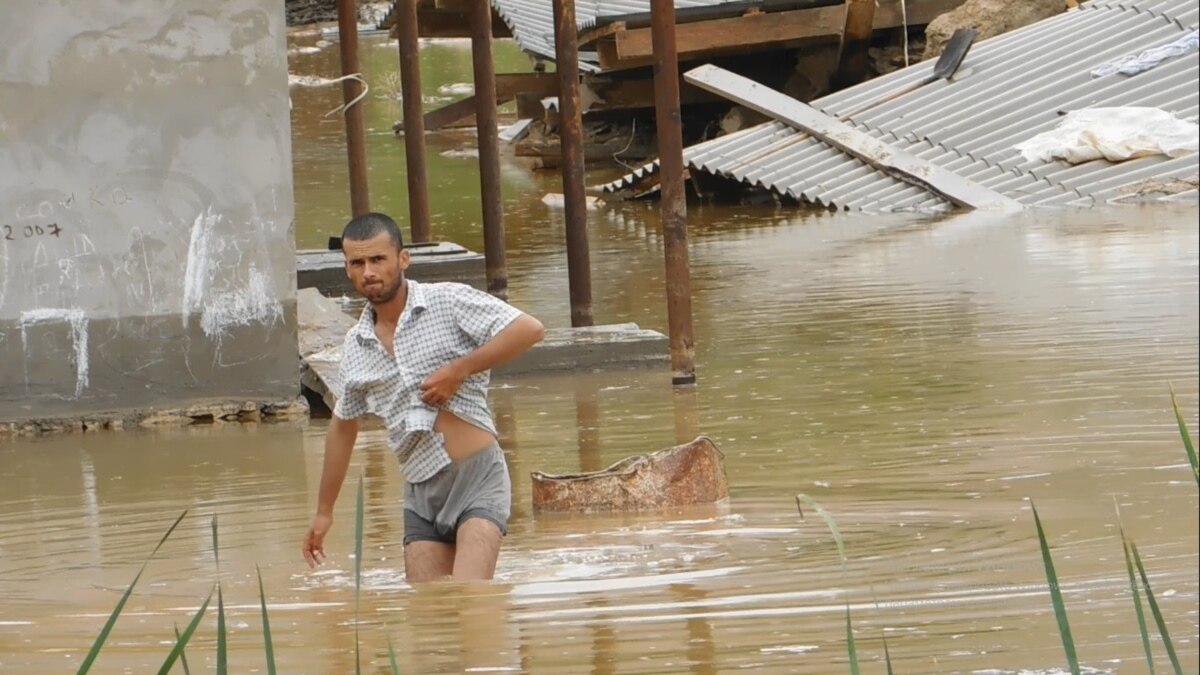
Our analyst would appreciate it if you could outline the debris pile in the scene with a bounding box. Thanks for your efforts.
[924,0,1066,59]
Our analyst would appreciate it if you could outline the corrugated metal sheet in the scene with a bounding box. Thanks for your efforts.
[599,0,1200,210]
[386,1,827,72]
[492,1,816,70]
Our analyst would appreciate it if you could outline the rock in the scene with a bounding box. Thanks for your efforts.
[286,0,380,28]
[924,0,1066,61]
[1,397,308,440]
[531,436,730,513]
[868,37,928,76]
[719,106,771,135]
[262,396,312,419]
[782,47,839,102]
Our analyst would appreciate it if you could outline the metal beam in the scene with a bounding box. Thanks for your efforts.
[553,0,595,328]
[396,0,431,243]
[651,0,697,386]
[337,0,369,216]
[683,64,1023,212]
[469,0,508,298]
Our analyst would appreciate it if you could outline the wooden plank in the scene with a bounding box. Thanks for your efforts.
[833,0,877,89]
[404,9,511,38]
[583,77,721,110]
[683,64,1023,212]
[423,94,481,131]
[603,0,963,69]
[495,72,559,99]
[577,20,626,47]
[418,74,550,131]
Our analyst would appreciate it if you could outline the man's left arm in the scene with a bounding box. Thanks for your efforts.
[420,289,544,406]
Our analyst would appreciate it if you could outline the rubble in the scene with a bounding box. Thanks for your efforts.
[0,397,310,438]
[924,0,1066,60]
[285,0,386,28]
[1112,175,1200,203]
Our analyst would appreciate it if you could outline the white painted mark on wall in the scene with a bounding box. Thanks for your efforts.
[182,207,219,323]
[20,308,89,397]
[200,265,283,339]
[183,208,283,340]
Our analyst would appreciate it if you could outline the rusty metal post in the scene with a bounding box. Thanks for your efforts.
[336,0,370,216]
[552,0,595,327]
[469,0,508,299]
[650,0,696,385]
[396,0,431,243]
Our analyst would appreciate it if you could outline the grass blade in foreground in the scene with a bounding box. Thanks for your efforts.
[77,509,189,675]
[1131,542,1182,674]
[795,494,847,570]
[158,586,215,675]
[174,624,191,675]
[355,474,365,675]
[1169,384,1198,486]
[796,494,858,673]
[1031,501,1080,675]
[388,635,401,674]
[257,565,277,675]
[212,516,227,675]
[883,632,894,675]
[1115,501,1156,675]
[844,607,860,675]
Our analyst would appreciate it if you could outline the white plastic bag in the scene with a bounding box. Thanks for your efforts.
[1014,107,1199,164]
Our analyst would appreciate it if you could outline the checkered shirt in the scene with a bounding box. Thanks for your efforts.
[333,279,523,483]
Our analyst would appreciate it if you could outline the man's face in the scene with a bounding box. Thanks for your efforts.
[342,232,410,304]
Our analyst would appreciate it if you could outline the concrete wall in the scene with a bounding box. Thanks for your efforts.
[0,0,298,422]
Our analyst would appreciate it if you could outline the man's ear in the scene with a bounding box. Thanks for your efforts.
[398,248,411,268]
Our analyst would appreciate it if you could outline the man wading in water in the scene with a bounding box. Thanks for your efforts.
[301,212,544,581]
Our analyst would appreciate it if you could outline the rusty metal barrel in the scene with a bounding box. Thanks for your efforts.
[531,436,730,513]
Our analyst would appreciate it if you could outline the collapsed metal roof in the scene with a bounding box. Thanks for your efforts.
[386,1,833,72]
[599,0,1200,210]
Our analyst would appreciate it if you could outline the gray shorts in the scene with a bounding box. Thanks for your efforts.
[403,442,511,546]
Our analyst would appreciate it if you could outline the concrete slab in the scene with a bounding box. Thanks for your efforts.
[492,323,669,378]
[297,288,354,410]
[297,241,486,296]
[297,288,668,409]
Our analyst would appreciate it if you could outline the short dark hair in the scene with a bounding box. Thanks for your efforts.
[342,212,404,250]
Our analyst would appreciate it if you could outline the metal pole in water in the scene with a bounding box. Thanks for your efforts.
[552,0,595,327]
[469,0,508,299]
[336,0,370,216]
[650,0,696,385]
[396,0,432,243]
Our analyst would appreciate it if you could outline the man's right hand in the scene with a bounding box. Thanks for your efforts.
[303,513,333,569]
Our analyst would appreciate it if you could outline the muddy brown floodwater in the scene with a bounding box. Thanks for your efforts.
[1,32,1197,674]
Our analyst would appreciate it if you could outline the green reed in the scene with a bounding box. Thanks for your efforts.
[1130,540,1183,674]
[355,473,365,675]
[212,516,227,675]
[796,494,860,674]
[388,635,402,674]
[257,565,277,675]
[158,586,213,675]
[1030,501,1080,675]
[76,509,188,674]
[1169,384,1198,486]
[1116,502,1156,675]
[172,623,191,675]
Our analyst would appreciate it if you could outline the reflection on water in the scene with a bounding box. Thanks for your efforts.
[1,31,1198,675]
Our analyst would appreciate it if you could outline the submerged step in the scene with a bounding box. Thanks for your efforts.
[297,288,668,410]
[297,241,486,296]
